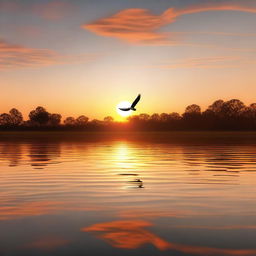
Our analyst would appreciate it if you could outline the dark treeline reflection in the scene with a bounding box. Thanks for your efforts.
[0,142,61,168]
[2,99,256,130]
[1,141,256,171]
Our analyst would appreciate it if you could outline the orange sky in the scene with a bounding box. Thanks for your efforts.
[0,0,256,121]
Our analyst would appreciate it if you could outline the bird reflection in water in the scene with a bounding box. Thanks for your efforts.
[129,178,144,188]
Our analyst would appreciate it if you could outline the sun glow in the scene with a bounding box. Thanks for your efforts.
[116,101,132,117]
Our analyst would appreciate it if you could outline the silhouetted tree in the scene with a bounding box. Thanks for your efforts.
[160,113,170,122]
[91,119,102,125]
[208,100,224,114]
[3,98,256,131]
[0,113,12,126]
[90,119,102,130]
[9,108,23,125]
[183,104,202,129]
[139,114,150,121]
[76,115,89,126]
[128,115,140,123]
[29,107,50,126]
[248,103,256,119]
[167,112,182,130]
[151,113,160,121]
[184,104,201,114]
[238,105,256,129]
[169,112,181,120]
[220,99,245,118]
[64,117,76,126]
[49,113,62,126]
[104,116,114,123]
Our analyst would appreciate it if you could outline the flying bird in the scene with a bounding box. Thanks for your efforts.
[119,94,141,111]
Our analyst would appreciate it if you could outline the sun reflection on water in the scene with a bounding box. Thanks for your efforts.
[1,140,256,255]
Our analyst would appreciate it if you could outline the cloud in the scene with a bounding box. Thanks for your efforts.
[0,39,98,70]
[32,0,73,20]
[174,3,256,16]
[83,9,177,45]
[175,31,256,37]
[83,219,256,255]
[83,8,176,45]
[82,2,256,45]
[0,0,73,20]
[144,55,256,69]
[148,56,242,69]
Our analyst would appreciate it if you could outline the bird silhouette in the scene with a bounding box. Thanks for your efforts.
[119,94,141,111]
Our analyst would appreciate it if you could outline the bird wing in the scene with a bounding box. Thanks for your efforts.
[119,107,131,111]
[131,94,141,108]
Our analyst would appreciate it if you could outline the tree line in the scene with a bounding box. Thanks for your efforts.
[1,99,256,130]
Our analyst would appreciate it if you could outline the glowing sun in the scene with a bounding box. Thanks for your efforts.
[116,101,132,117]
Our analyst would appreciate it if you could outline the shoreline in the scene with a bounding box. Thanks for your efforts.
[1,131,256,144]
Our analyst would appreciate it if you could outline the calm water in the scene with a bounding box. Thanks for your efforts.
[1,137,256,256]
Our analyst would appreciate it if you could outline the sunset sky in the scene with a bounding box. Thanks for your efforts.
[1,0,256,121]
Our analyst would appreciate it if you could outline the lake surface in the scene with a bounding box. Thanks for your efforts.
[1,134,256,256]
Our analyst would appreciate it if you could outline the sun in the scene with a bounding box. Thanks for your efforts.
[116,101,132,117]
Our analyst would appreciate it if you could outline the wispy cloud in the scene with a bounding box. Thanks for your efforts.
[32,0,73,20]
[0,0,73,20]
[175,31,256,37]
[82,2,256,45]
[83,9,177,45]
[149,56,243,69]
[0,39,98,70]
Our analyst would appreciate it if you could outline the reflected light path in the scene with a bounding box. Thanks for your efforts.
[0,140,256,255]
